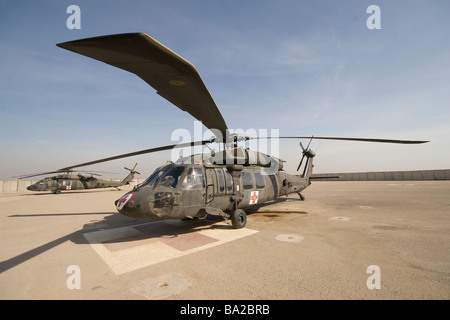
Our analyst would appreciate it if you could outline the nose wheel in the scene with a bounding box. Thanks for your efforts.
[230,209,247,229]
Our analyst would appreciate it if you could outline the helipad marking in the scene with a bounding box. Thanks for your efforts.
[83,220,258,274]
[329,216,350,221]
[275,234,304,243]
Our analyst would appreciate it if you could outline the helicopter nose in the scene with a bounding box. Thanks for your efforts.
[27,185,34,191]
[116,192,135,211]
[115,191,155,219]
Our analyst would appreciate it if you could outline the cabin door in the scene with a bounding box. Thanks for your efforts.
[205,167,234,211]
[180,166,206,217]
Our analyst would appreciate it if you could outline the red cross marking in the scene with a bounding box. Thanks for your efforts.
[250,191,259,204]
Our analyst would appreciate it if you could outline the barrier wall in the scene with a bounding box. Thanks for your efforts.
[1,170,449,192]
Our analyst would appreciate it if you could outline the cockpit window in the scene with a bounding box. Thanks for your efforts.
[142,165,185,188]
[157,166,185,188]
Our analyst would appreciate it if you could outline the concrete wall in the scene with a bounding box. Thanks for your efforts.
[311,169,450,181]
[2,170,450,192]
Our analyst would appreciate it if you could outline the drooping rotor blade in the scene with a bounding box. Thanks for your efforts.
[57,33,228,137]
[13,169,117,179]
[13,170,71,179]
[250,136,429,144]
[57,140,211,171]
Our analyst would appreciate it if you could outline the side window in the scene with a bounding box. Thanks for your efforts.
[182,167,205,190]
[216,169,225,194]
[242,171,254,190]
[225,170,233,193]
[254,172,265,189]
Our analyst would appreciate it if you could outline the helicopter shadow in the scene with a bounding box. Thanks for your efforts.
[1,196,307,273]
[0,211,231,274]
[94,198,309,249]
[82,215,235,249]
[0,211,122,274]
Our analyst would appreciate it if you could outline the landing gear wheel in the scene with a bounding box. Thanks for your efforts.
[231,209,247,229]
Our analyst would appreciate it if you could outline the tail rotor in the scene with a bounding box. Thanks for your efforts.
[297,136,316,174]
[125,163,140,175]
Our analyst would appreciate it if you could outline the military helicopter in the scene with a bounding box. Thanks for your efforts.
[54,33,428,228]
[17,164,139,194]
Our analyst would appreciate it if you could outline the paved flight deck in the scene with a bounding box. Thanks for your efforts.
[0,181,449,299]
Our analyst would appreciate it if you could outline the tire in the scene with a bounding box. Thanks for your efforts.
[231,209,247,229]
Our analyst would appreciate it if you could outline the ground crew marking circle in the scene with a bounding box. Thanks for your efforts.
[275,234,304,243]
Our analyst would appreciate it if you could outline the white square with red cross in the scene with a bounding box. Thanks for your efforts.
[249,191,259,205]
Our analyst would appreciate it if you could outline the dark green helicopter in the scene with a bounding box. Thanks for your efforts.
[17,164,139,194]
[54,33,428,228]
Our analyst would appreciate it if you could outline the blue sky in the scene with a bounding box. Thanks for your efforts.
[1,0,449,180]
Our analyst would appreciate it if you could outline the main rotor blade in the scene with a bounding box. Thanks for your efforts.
[58,140,211,171]
[57,33,228,137]
[251,136,429,144]
[77,170,118,174]
[13,170,71,179]
[13,169,117,179]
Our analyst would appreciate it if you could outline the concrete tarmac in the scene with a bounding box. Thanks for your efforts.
[0,181,449,300]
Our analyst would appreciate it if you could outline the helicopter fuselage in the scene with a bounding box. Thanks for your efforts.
[115,160,312,226]
[27,175,124,193]
[26,164,138,193]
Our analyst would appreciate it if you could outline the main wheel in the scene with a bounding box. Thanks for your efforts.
[231,209,247,229]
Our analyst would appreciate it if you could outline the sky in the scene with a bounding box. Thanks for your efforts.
[1,0,449,180]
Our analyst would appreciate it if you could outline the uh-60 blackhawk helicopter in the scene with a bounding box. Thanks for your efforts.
[54,33,428,228]
[17,164,139,194]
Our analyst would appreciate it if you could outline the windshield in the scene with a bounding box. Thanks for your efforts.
[142,165,185,188]
[157,166,185,188]
[142,166,165,186]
